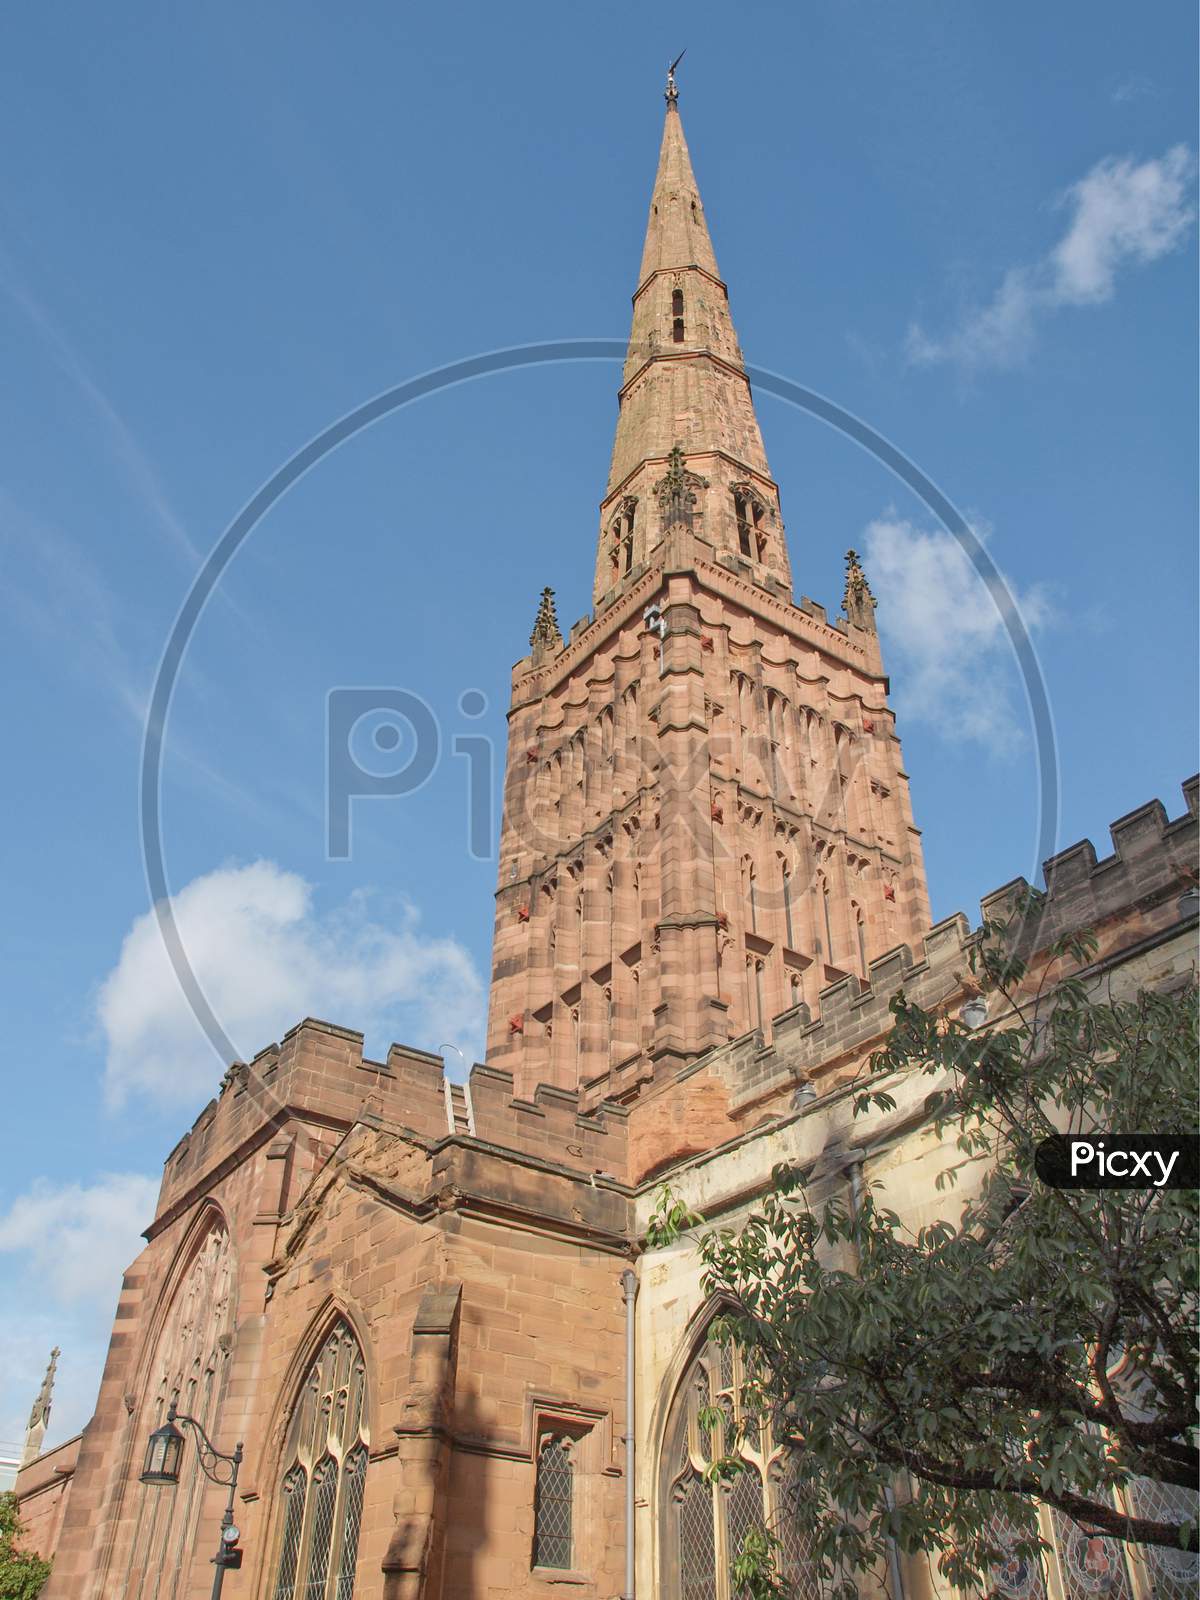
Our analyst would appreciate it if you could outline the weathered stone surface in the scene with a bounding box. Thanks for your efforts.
[17,78,1198,1600]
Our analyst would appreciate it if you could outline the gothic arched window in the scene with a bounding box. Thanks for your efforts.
[610,498,637,579]
[122,1218,234,1600]
[733,487,768,562]
[270,1320,369,1600]
[661,1325,820,1600]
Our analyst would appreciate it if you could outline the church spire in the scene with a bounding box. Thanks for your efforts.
[595,82,787,606]
[637,64,720,287]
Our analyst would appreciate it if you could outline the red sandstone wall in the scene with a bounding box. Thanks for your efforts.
[12,1433,78,1562]
[40,1018,633,1600]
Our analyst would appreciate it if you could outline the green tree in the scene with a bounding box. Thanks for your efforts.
[0,1493,51,1600]
[649,894,1198,1597]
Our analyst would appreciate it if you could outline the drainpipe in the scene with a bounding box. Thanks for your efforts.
[847,1160,907,1600]
[621,1267,638,1600]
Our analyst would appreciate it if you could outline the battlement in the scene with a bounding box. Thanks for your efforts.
[154,1014,633,1225]
[464,1062,628,1176]
[712,776,1199,1116]
[153,780,1194,1217]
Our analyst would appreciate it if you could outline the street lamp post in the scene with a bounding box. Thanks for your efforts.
[141,1402,245,1599]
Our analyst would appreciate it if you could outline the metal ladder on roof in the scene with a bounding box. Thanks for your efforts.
[443,1077,475,1138]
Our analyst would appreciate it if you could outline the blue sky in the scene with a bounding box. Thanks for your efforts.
[0,2,1195,1450]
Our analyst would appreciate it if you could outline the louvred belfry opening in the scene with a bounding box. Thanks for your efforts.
[485,79,930,1102]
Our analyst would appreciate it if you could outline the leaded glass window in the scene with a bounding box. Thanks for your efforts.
[274,1468,307,1600]
[1123,1476,1200,1600]
[1049,1510,1134,1600]
[121,1220,234,1600]
[270,1321,370,1600]
[981,1502,1049,1600]
[980,1477,1196,1600]
[533,1435,574,1569]
[336,1446,368,1600]
[663,1327,817,1599]
[768,1460,822,1600]
[679,1472,718,1600]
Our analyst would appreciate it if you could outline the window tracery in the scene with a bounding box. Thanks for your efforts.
[662,1326,820,1600]
[270,1320,369,1600]
[121,1219,235,1600]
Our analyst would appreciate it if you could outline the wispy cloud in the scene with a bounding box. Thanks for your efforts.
[908,145,1196,371]
[0,492,310,838]
[1110,75,1156,107]
[862,515,1052,750]
[0,1172,158,1446]
[97,861,485,1108]
[0,256,200,568]
[0,491,148,724]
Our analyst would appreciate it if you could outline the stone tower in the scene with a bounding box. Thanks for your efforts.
[486,76,929,1099]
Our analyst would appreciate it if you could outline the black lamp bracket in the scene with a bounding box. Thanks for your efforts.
[166,1403,243,1488]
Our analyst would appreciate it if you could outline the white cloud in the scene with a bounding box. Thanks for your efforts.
[0,1173,157,1312]
[862,516,1052,749]
[1051,147,1196,303]
[908,145,1196,370]
[97,861,485,1108]
[0,1173,158,1448]
[1110,75,1155,107]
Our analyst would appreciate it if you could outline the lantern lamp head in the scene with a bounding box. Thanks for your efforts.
[141,1416,185,1486]
[958,997,989,1031]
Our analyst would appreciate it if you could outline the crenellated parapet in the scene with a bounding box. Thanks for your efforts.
[153,1015,633,1233]
[711,776,1198,1118]
[153,778,1195,1216]
[464,1062,628,1177]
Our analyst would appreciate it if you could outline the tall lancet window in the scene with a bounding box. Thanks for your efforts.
[122,1218,234,1600]
[270,1320,369,1600]
[672,287,685,342]
[611,500,636,579]
[733,489,767,561]
[661,1323,821,1600]
[533,1433,575,1568]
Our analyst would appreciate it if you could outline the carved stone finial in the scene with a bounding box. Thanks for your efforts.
[21,1346,59,1467]
[843,548,877,631]
[654,442,709,532]
[529,586,562,654]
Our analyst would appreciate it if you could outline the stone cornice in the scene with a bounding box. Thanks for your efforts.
[615,346,751,409]
[601,447,779,512]
[511,554,881,716]
[694,557,876,672]
[509,567,661,708]
[630,263,729,307]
